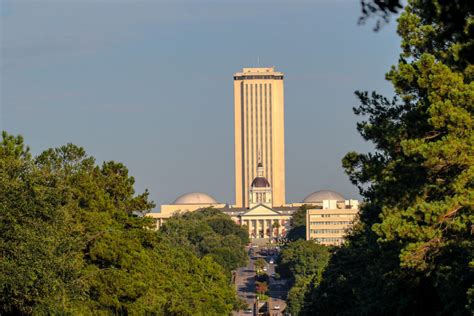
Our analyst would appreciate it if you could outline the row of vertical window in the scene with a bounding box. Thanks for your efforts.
[314,237,343,243]
[309,221,353,225]
[245,82,250,203]
[310,229,345,234]
[311,214,355,218]
[244,83,272,195]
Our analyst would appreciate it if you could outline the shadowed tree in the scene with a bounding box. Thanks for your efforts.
[305,1,474,315]
[287,205,308,241]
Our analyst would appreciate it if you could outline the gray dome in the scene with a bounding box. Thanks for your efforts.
[251,177,270,188]
[303,190,345,203]
[173,192,218,204]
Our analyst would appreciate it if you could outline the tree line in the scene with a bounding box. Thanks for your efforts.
[0,133,248,315]
[280,1,473,315]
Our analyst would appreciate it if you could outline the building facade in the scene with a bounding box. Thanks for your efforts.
[303,190,359,246]
[145,66,360,245]
[147,163,296,242]
[147,192,226,229]
[234,67,286,208]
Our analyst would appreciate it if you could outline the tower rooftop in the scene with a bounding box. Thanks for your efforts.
[234,67,283,77]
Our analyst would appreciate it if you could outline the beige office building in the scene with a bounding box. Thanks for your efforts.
[304,190,359,246]
[234,67,286,208]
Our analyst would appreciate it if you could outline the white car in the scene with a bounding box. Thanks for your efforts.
[244,308,253,314]
[263,266,268,271]
[273,305,280,310]
[269,259,274,264]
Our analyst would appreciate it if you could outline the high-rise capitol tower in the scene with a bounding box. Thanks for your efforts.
[234,67,286,208]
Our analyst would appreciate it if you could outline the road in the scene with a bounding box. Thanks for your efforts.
[234,249,257,315]
[233,246,289,316]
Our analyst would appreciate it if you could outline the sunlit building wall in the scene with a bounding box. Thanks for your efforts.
[233,67,286,208]
[305,193,359,246]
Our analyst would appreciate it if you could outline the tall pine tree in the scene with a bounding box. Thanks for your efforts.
[307,1,473,315]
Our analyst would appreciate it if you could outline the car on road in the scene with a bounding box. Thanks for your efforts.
[263,266,267,271]
[244,308,253,314]
[273,305,280,310]
[269,259,274,264]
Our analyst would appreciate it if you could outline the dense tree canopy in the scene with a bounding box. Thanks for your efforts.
[304,1,473,315]
[159,208,249,274]
[286,205,307,241]
[277,240,329,315]
[0,132,241,315]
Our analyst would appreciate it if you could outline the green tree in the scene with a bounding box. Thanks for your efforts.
[160,208,249,274]
[0,134,86,314]
[254,258,267,274]
[277,240,330,315]
[0,133,241,315]
[278,240,330,282]
[287,205,307,241]
[287,277,312,316]
[308,1,474,315]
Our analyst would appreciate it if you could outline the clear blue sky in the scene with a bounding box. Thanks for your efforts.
[1,0,400,208]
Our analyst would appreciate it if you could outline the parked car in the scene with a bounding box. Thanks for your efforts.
[244,308,253,314]
[269,259,274,264]
[273,305,280,310]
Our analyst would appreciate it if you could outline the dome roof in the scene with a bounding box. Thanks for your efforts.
[251,177,270,188]
[173,192,218,205]
[303,190,345,203]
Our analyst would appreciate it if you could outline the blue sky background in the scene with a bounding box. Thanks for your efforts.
[1,0,401,209]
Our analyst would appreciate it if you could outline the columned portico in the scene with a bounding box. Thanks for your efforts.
[228,204,294,241]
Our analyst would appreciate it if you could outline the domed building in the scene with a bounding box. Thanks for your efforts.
[173,192,218,205]
[220,162,294,240]
[248,163,272,208]
[299,189,359,246]
[148,162,297,242]
[303,190,346,203]
[147,183,359,245]
[147,191,226,229]
[146,66,359,244]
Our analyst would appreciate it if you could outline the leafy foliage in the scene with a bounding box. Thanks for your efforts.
[277,240,330,315]
[286,205,307,241]
[159,208,249,274]
[0,133,240,315]
[254,258,267,274]
[306,1,474,315]
[359,0,404,30]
